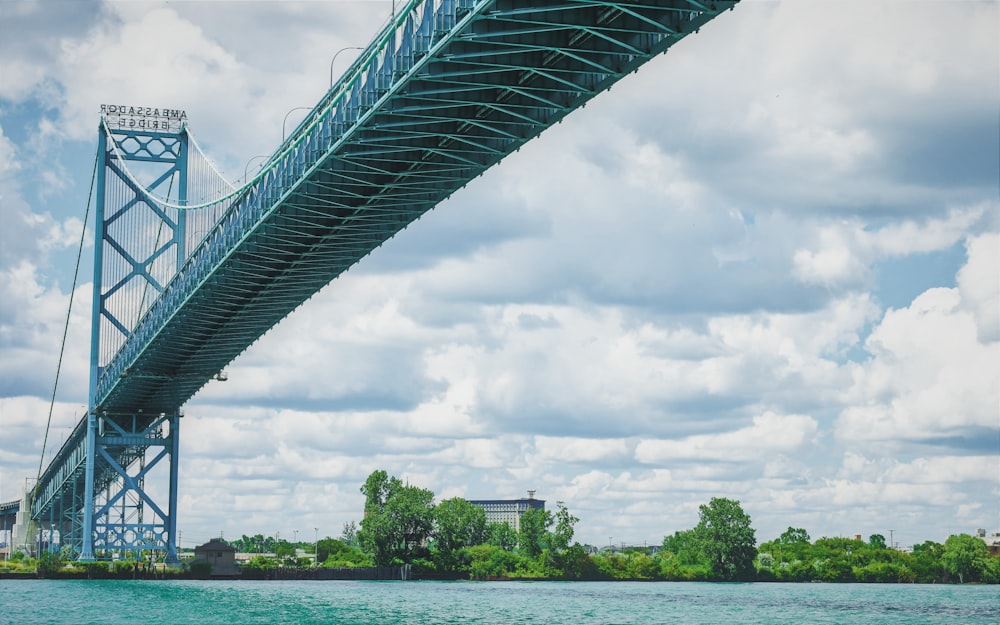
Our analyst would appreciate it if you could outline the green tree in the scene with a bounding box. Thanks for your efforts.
[244,555,277,570]
[358,470,436,566]
[942,533,988,583]
[464,544,521,579]
[341,521,359,548]
[318,538,370,567]
[35,551,63,578]
[556,544,600,579]
[868,534,887,549]
[388,482,435,562]
[694,497,757,580]
[767,526,812,565]
[662,529,703,565]
[778,527,810,545]
[433,497,487,570]
[273,539,299,566]
[911,540,945,582]
[983,554,1000,583]
[253,534,267,553]
[625,551,658,579]
[359,470,397,565]
[316,537,341,564]
[551,502,579,552]
[517,507,553,558]
[486,522,518,551]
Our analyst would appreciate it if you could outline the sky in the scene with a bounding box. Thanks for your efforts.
[0,0,997,551]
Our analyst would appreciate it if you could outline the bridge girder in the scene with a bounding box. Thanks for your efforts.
[93,0,738,416]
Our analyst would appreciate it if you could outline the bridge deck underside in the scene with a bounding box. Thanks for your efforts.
[94,0,734,417]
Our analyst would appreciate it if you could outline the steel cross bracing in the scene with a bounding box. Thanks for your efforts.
[31,0,738,559]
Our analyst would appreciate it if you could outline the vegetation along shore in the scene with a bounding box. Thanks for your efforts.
[3,470,996,583]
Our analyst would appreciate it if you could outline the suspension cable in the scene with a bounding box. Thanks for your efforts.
[134,174,175,330]
[185,127,237,192]
[35,144,100,487]
[101,117,254,212]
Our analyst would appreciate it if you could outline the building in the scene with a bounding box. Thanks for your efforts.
[469,491,545,532]
[975,529,1000,556]
[193,538,239,577]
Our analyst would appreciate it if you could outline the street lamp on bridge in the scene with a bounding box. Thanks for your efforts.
[330,47,364,88]
[282,107,313,142]
[243,155,270,185]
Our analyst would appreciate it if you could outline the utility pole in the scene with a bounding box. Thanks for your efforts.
[888,529,895,550]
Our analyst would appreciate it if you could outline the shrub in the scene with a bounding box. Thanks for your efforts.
[36,552,64,578]
[189,560,213,578]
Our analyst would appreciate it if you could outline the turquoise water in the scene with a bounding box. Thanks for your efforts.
[1,580,997,624]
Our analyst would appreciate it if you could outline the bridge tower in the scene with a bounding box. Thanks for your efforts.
[78,108,190,563]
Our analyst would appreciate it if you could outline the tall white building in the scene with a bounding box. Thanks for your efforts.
[469,491,545,532]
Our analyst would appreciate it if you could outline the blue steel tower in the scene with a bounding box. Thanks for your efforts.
[80,108,189,562]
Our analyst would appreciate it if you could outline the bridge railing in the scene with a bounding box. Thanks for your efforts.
[31,418,87,518]
[94,0,487,410]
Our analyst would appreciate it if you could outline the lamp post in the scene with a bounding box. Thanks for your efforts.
[243,155,269,184]
[314,527,318,555]
[329,46,364,88]
[282,107,313,142]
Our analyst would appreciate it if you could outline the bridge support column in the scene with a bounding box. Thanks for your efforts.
[165,410,180,565]
[78,412,97,562]
[48,502,55,554]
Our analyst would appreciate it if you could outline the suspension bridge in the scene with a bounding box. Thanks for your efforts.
[2,0,739,562]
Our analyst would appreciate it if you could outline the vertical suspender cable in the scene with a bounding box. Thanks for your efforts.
[134,173,174,329]
[36,147,100,486]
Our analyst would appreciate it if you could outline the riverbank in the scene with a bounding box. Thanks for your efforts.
[3,564,412,581]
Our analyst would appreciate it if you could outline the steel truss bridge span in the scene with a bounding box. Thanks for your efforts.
[28,0,739,561]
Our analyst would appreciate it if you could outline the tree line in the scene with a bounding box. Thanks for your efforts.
[5,468,995,584]
[237,470,999,583]
[754,528,999,584]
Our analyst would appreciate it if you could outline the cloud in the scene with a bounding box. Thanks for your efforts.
[635,412,819,464]
[836,242,1000,444]
[0,262,91,399]
[619,0,998,216]
[0,1,102,102]
[791,205,988,288]
[530,436,630,465]
[958,232,1000,343]
[0,395,86,480]
[56,6,246,142]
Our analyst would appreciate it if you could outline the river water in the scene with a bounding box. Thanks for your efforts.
[1,579,997,624]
